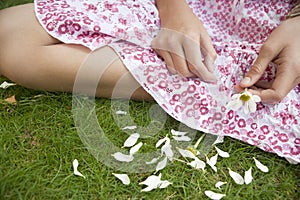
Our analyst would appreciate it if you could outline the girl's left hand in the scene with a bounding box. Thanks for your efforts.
[235,16,300,104]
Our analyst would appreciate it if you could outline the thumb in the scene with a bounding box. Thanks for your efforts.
[240,45,280,88]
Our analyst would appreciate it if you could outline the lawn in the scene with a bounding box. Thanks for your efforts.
[0,1,299,199]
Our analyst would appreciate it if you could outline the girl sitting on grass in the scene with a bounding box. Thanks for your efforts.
[0,0,299,163]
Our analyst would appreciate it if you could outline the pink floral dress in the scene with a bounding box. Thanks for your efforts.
[34,0,300,163]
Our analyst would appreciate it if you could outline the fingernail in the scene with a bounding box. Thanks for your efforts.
[241,77,251,85]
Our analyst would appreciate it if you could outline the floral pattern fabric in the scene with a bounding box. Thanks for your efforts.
[34,0,300,163]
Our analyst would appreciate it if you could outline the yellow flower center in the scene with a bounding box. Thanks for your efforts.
[187,147,197,156]
[239,93,251,102]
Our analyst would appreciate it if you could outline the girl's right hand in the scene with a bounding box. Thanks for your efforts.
[152,0,217,82]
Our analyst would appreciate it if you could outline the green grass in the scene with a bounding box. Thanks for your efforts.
[1,1,300,199]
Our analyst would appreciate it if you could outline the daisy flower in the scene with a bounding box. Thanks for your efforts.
[226,89,261,114]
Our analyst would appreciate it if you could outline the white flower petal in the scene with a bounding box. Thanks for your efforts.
[285,157,299,164]
[232,99,243,111]
[156,157,168,172]
[226,98,243,111]
[208,154,218,166]
[159,180,172,188]
[116,110,127,115]
[172,135,191,142]
[211,165,218,172]
[189,157,206,170]
[177,148,196,159]
[112,152,134,162]
[112,173,130,185]
[228,168,244,185]
[139,173,171,192]
[204,190,226,200]
[194,135,205,149]
[252,95,261,102]
[214,146,230,158]
[206,155,218,172]
[244,101,250,114]
[253,157,269,173]
[146,158,159,165]
[231,94,241,99]
[139,174,163,192]
[141,185,156,192]
[161,143,173,160]
[171,129,188,136]
[122,126,137,130]
[244,168,253,185]
[248,99,257,113]
[156,136,170,148]
[72,159,85,178]
[139,173,162,186]
[212,136,224,146]
[215,181,227,189]
[123,133,140,148]
[0,81,16,89]
[129,142,143,155]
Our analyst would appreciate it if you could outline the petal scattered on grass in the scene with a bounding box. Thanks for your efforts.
[161,143,173,160]
[171,129,188,136]
[214,146,230,158]
[177,148,196,159]
[146,158,159,165]
[194,135,205,149]
[139,173,171,192]
[244,168,253,185]
[112,173,130,185]
[122,126,137,130]
[172,135,191,142]
[72,159,86,178]
[285,157,299,165]
[156,136,170,148]
[0,81,16,89]
[116,110,127,115]
[215,181,227,189]
[253,157,269,173]
[187,147,200,156]
[156,157,168,172]
[206,154,218,172]
[189,157,206,170]
[112,152,134,162]
[204,190,226,200]
[123,133,140,148]
[212,136,224,146]
[129,142,143,155]
[158,180,172,188]
[228,168,244,185]
[208,154,218,166]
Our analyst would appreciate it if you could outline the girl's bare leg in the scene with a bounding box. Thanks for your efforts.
[0,3,152,100]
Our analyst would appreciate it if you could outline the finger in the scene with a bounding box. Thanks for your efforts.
[203,54,215,73]
[182,37,216,81]
[254,80,273,89]
[154,48,176,74]
[239,43,282,88]
[171,52,195,78]
[200,33,217,73]
[249,65,297,104]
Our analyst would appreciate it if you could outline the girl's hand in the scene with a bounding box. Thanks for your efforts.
[236,16,300,104]
[153,0,217,82]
